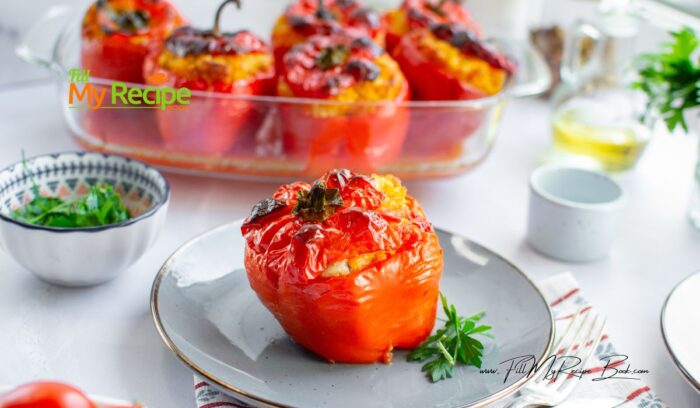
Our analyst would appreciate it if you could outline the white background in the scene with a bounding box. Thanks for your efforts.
[1,1,700,407]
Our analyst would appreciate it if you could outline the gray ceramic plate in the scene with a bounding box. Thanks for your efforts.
[151,221,554,407]
[661,270,700,393]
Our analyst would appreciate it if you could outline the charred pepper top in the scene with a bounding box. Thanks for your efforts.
[430,23,515,74]
[242,168,439,284]
[384,0,482,49]
[272,0,384,51]
[279,34,405,100]
[81,0,184,82]
[163,26,269,57]
[149,0,274,90]
[391,22,516,98]
[82,0,183,40]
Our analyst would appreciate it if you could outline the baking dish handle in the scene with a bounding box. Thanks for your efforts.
[507,40,552,98]
[15,5,73,74]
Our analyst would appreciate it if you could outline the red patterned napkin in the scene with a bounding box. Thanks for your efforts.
[492,272,668,407]
[194,272,666,407]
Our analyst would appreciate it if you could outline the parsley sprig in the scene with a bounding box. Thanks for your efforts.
[633,28,700,133]
[12,154,131,228]
[408,293,493,382]
[13,184,132,228]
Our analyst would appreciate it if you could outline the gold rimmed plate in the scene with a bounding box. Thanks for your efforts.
[151,221,554,407]
[661,270,700,393]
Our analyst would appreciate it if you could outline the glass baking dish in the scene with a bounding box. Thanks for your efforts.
[17,4,550,181]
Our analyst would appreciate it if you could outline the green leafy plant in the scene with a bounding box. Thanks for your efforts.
[633,28,700,133]
[12,154,131,228]
[408,293,493,382]
[14,184,132,228]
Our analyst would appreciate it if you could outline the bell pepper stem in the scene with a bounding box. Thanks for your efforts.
[213,0,241,37]
[432,0,464,15]
[292,181,344,222]
[315,0,334,20]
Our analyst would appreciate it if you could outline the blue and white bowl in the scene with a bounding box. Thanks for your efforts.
[0,152,170,286]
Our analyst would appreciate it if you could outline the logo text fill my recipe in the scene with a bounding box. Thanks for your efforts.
[67,68,190,111]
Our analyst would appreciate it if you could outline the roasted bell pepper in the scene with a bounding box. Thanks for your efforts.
[393,24,515,100]
[392,24,515,159]
[383,0,482,53]
[241,169,444,364]
[143,0,275,154]
[81,0,184,150]
[278,34,409,175]
[81,0,184,83]
[271,0,384,73]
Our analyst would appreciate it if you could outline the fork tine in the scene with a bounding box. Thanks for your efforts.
[545,311,594,387]
[504,311,608,408]
[571,314,604,365]
[557,316,606,395]
[530,308,584,385]
[551,309,583,356]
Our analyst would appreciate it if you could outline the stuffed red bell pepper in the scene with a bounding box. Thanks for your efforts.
[271,0,384,73]
[80,0,184,150]
[241,169,444,364]
[143,0,275,154]
[383,0,482,53]
[278,34,409,175]
[393,23,516,159]
[81,0,184,83]
[393,24,514,100]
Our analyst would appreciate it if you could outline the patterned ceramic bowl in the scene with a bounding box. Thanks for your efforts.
[0,152,170,286]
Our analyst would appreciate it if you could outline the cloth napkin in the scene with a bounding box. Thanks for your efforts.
[193,272,667,407]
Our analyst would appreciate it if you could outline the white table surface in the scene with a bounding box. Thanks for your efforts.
[1,82,699,408]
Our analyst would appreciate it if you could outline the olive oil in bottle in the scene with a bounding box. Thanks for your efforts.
[551,2,651,172]
[552,90,651,172]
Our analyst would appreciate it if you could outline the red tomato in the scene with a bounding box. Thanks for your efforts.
[0,382,96,408]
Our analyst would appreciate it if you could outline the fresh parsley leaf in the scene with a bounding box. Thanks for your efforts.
[423,356,455,382]
[407,293,493,383]
[13,152,132,228]
[633,28,700,133]
[12,182,131,228]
